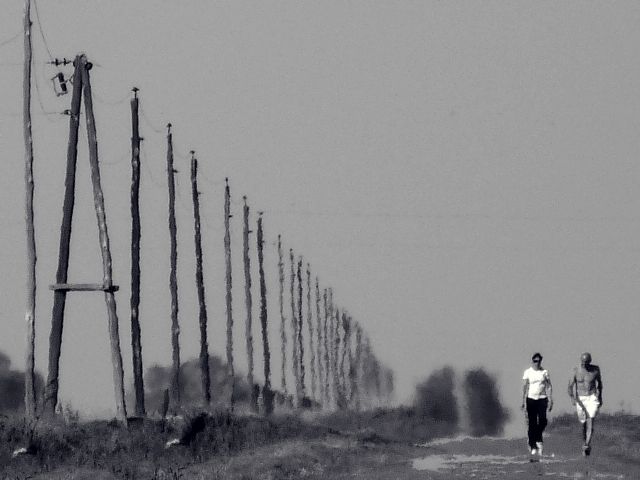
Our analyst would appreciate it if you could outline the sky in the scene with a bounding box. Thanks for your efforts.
[1,1,639,433]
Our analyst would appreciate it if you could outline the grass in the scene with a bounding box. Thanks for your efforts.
[4,408,637,479]
[549,411,640,466]
[0,405,458,479]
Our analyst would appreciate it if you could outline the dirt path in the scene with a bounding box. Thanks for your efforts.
[410,433,635,479]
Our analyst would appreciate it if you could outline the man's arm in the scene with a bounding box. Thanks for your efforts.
[596,367,603,405]
[567,369,576,405]
[522,379,529,410]
[546,373,553,411]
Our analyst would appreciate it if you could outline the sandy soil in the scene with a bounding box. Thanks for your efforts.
[411,433,636,479]
[8,416,639,479]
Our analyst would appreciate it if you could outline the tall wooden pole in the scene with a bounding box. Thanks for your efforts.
[297,257,306,401]
[351,322,362,411]
[191,152,211,405]
[332,304,341,409]
[306,264,316,403]
[289,248,300,405]
[277,235,287,397]
[257,213,272,414]
[44,56,83,417]
[22,0,37,420]
[339,313,351,410]
[242,196,255,411]
[130,87,145,417]
[81,56,127,422]
[166,123,181,410]
[322,288,330,408]
[315,277,323,407]
[362,336,372,407]
[224,178,235,407]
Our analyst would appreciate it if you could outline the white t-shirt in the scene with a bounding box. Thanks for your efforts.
[522,367,550,400]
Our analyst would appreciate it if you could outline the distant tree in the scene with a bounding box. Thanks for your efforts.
[463,368,509,436]
[0,351,44,413]
[138,355,250,414]
[414,366,458,426]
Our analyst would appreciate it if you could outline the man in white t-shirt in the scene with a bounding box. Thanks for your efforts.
[521,352,553,456]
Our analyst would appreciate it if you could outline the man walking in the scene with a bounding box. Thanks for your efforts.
[521,352,553,456]
[568,352,603,456]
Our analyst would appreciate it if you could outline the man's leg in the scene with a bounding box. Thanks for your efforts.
[535,399,547,453]
[526,398,537,450]
[585,418,594,447]
[539,399,548,439]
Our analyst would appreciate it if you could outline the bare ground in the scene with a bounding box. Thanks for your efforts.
[3,413,639,479]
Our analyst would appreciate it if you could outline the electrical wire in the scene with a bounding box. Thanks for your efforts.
[0,31,21,49]
[31,44,60,120]
[92,90,131,107]
[139,104,165,135]
[139,146,165,190]
[33,0,54,62]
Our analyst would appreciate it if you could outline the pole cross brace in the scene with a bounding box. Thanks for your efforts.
[49,283,119,292]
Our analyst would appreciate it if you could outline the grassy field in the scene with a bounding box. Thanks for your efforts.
[1,409,638,479]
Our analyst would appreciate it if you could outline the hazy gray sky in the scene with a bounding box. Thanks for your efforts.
[1,1,639,431]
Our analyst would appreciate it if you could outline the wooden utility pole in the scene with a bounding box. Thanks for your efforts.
[257,213,273,414]
[332,304,341,409]
[315,277,323,407]
[362,335,373,407]
[166,123,181,410]
[351,322,362,411]
[44,55,127,423]
[224,178,235,407]
[322,288,330,408]
[191,152,210,405]
[22,0,36,420]
[277,236,287,397]
[81,57,127,422]
[242,196,255,411]
[339,313,351,410]
[289,249,300,405]
[297,258,306,401]
[306,264,316,403]
[130,87,145,417]
[44,55,83,417]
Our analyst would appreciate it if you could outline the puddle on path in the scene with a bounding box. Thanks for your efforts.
[412,453,559,472]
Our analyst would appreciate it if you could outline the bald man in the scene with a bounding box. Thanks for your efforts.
[567,352,603,456]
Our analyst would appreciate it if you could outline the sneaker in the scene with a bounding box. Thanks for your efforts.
[582,445,591,456]
[530,448,537,455]
[536,442,543,456]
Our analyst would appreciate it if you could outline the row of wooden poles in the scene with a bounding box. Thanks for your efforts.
[22,52,393,424]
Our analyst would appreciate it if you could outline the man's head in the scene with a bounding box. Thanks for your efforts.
[531,353,543,366]
[580,352,592,366]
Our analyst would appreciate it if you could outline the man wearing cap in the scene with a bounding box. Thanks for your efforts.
[521,352,553,456]
[568,352,603,456]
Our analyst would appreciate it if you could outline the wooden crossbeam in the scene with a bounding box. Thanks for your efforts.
[49,283,119,292]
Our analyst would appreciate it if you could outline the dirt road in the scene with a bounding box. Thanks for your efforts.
[411,433,635,479]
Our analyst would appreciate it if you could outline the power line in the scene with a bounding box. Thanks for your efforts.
[92,90,131,107]
[0,31,21,49]
[33,0,54,62]
[31,43,60,120]
[139,104,165,135]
